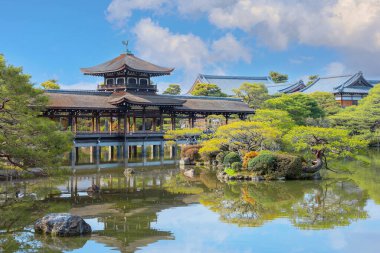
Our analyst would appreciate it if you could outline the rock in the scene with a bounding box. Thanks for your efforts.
[252,176,264,181]
[180,157,194,165]
[184,169,195,178]
[124,168,135,176]
[34,213,91,236]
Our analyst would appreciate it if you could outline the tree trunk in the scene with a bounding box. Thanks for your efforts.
[302,150,323,173]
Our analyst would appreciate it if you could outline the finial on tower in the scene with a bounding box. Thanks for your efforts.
[122,40,132,54]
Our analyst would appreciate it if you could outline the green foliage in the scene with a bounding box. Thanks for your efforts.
[231,162,243,171]
[329,85,380,144]
[283,126,368,159]
[248,153,277,172]
[269,71,288,83]
[233,83,270,109]
[191,83,227,97]
[215,121,281,152]
[164,128,202,140]
[0,55,73,170]
[247,153,303,179]
[250,109,295,132]
[199,138,229,161]
[242,151,259,169]
[224,168,237,176]
[41,79,60,89]
[264,93,324,125]
[223,152,241,165]
[309,91,340,116]
[306,75,318,86]
[163,84,181,95]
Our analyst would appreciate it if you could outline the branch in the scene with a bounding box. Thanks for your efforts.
[0,98,10,111]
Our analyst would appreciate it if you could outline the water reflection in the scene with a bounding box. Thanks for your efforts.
[1,153,380,252]
[201,180,368,229]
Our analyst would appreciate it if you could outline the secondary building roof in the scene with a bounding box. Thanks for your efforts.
[80,53,174,77]
[189,74,305,95]
[301,72,373,95]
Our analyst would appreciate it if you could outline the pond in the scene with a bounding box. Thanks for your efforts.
[1,151,380,252]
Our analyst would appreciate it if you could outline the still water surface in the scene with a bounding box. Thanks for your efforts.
[1,152,380,252]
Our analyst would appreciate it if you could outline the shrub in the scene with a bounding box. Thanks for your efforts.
[223,152,241,165]
[216,151,229,164]
[247,153,303,179]
[247,153,277,172]
[224,168,237,176]
[242,151,260,169]
[181,145,202,161]
[231,162,243,171]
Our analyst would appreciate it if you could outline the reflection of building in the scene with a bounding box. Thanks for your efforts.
[301,72,376,107]
[189,74,305,95]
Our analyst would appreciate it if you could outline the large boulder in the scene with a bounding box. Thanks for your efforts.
[34,213,91,236]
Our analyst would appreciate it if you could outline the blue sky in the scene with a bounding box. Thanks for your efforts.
[1,0,380,92]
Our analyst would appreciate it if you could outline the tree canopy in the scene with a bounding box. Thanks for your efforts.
[283,126,368,159]
[269,71,288,83]
[264,93,324,125]
[190,83,227,97]
[233,83,270,109]
[309,91,341,116]
[306,75,318,86]
[163,84,181,95]
[249,109,295,132]
[0,55,72,171]
[41,79,60,89]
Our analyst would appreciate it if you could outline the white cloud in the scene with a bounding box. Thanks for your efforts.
[106,0,380,76]
[211,33,251,63]
[132,18,251,84]
[325,62,347,76]
[106,0,168,26]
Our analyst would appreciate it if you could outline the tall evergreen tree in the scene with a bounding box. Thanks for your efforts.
[0,55,72,171]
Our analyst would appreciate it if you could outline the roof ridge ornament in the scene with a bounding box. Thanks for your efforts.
[122,40,133,55]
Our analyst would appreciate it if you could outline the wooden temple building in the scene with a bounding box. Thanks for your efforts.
[301,72,375,107]
[43,51,254,168]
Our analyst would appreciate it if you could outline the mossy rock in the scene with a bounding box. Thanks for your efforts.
[248,153,303,180]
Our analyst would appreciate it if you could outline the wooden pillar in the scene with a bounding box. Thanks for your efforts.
[142,107,146,131]
[96,114,100,132]
[160,111,164,132]
[118,115,121,133]
[191,115,195,128]
[73,116,77,133]
[171,115,176,130]
[123,112,127,135]
[126,113,130,133]
[91,117,95,132]
[153,117,157,132]
[225,114,230,125]
[109,113,113,134]
[133,114,137,132]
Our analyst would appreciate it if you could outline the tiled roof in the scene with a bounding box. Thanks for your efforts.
[189,74,305,95]
[189,74,275,95]
[45,90,254,113]
[301,72,373,94]
[108,92,185,106]
[80,53,174,76]
[278,80,306,93]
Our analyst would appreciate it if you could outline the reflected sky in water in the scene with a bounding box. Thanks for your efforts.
[1,152,380,253]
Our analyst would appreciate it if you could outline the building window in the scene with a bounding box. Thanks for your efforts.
[128,77,137,85]
[116,77,125,85]
[106,78,114,86]
[352,100,358,105]
[140,78,148,86]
